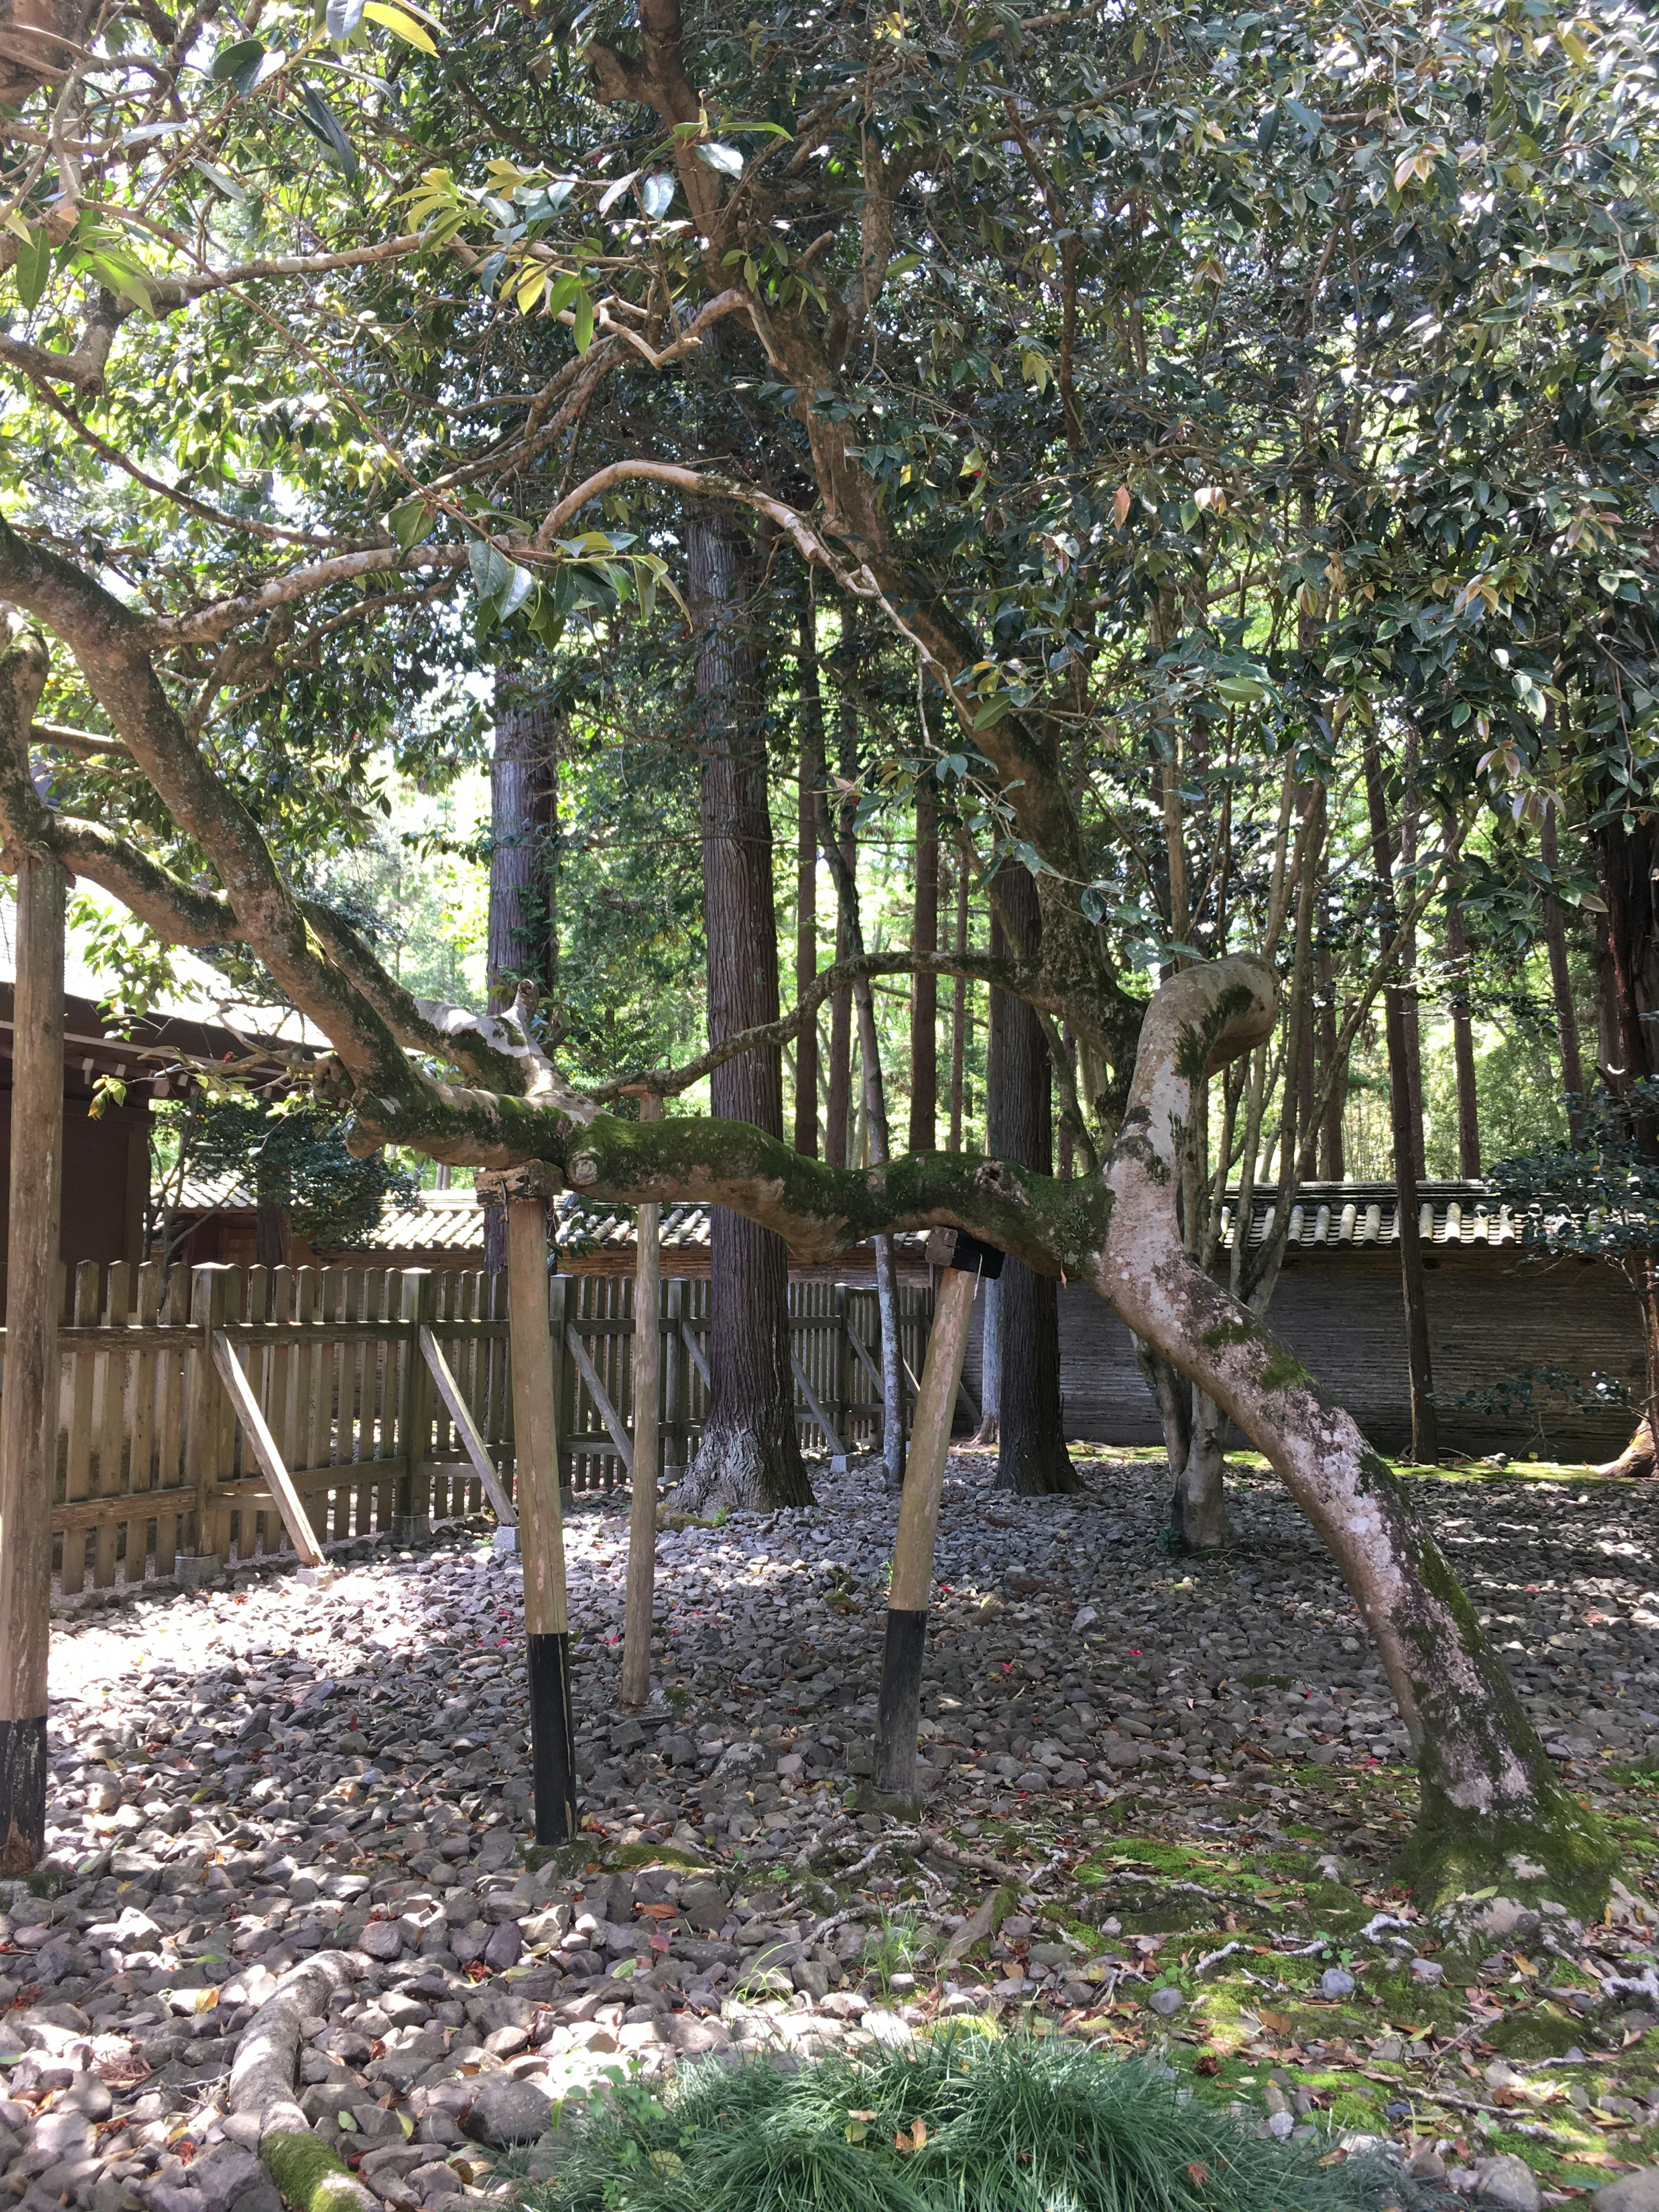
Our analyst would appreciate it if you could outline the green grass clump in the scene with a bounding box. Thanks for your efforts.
[515,2035,1422,2212]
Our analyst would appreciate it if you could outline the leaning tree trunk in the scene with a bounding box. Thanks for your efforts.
[990,868,1078,1495]
[1100,953,1613,1904]
[677,508,812,1513]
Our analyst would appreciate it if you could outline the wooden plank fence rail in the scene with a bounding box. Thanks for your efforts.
[0,1261,934,1593]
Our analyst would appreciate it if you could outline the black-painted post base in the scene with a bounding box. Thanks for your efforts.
[525,1633,579,1844]
[0,1716,47,1875]
[858,1608,929,1817]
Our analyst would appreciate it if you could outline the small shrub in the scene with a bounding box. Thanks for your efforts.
[514,2035,1424,2212]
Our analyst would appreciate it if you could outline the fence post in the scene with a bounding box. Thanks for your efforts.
[662,1277,686,1484]
[832,1284,853,1472]
[479,1163,578,1844]
[178,1264,235,1587]
[396,1269,437,1543]
[549,1273,576,1502]
[0,845,64,1872]
[864,1232,998,1816]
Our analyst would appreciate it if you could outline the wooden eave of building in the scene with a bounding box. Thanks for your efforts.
[0,979,305,1103]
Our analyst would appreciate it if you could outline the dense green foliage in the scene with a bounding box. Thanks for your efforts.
[159,1094,418,1246]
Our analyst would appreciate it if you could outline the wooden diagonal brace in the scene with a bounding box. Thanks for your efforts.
[566,1323,633,1473]
[210,1332,325,1568]
[790,1354,846,1457]
[420,1327,517,1526]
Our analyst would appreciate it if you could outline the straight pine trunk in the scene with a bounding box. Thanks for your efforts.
[823,646,858,1169]
[1316,940,1346,1180]
[795,601,822,1160]
[988,869,1077,1495]
[1363,741,1438,1464]
[949,860,968,1153]
[909,789,938,1153]
[679,507,811,1512]
[1444,900,1482,1177]
[1539,807,1587,1139]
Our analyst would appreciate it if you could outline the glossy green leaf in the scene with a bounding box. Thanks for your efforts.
[15,225,51,311]
[389,496,434,551]
[297,85,359,180]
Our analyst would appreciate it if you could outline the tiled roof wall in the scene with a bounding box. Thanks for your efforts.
[172,1173,1526,1257]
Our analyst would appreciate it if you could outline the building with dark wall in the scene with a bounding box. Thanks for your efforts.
[0,980,299,1316]
[961,1181,1646,1462]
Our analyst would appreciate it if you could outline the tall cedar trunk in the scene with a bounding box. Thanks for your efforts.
[823,648,857,1170]
[255,1201,292,1277]
[989,869,1079,1494]
[1444,899,1482,1177]
[677,508,812,1511]
[909,789,938,1153]
[484,683,556,1274]
[1399,744,1427,1185]
[949,860,968,1152]
[1364,740,1438,1462]
[1593,815,1659,1093]
[795,601,822,1159]
[1591,814,1659,1477]
[815,759,907,1485]
[1317,938,1346,1180]
[971,893,1001,1446]
[1540,807,1587,1139]
[1056,1024,1075,1179]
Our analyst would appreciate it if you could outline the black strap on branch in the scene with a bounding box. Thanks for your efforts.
[925,1227,1005,1280]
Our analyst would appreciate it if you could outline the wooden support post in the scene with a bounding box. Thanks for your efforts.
[832,1285,853,1472]
[396,1271,437,1542]
[863,1231,1000,1817]
[621,1091,662,1710]
[0,849,64,1870]
[479,1164,578,1843]
[179,1264,235,1587]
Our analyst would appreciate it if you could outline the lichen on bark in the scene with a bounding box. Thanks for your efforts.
[260,2132,378,2212]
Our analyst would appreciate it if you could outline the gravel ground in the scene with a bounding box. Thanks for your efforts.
[8,1449,1659,2212]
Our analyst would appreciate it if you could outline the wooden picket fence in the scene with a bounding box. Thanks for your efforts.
[22,1261,939,1592]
